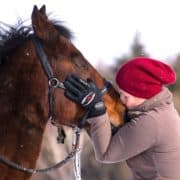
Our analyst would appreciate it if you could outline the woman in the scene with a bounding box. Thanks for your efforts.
[64,57,180,180]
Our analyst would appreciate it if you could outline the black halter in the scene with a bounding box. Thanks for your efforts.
[0,34,112,174]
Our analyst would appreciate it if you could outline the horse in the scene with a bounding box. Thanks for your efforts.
[0,5,125,180]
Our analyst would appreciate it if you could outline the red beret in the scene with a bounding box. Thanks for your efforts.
[115,57,176,99]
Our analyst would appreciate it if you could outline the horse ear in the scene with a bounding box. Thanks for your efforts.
[39,5,46,15]
[33,5,38,13]
[31,5,59,43]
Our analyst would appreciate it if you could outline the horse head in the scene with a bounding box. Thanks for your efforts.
[31,5,125,128]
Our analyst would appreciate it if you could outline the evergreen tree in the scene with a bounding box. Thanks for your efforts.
[172,55,180,92]
[112,31,149,73]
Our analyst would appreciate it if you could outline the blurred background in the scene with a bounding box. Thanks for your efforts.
[0,1,180,179]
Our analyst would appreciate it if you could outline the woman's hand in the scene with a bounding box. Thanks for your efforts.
[64,74,106,118]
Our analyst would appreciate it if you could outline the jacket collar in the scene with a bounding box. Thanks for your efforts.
[127,87,173,117]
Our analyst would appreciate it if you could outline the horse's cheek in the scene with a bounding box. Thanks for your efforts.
[55,91,82,124]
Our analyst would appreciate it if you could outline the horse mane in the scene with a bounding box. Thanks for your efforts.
[0,18,73,65]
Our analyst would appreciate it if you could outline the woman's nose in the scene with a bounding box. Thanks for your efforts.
[120,96,125,104]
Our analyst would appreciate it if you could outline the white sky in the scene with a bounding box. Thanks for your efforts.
[0,0,180,66]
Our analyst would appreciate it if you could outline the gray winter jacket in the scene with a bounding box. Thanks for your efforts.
[88,88,180,179]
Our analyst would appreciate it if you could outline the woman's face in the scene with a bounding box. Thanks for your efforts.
[118,88,146,109]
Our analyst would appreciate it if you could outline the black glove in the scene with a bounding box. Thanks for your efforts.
[64,74,106,119]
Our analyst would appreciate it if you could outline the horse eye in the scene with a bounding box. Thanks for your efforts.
[71,55,88,70]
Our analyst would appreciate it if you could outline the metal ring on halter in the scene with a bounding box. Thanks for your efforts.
[101,81,112,95]
[48,78,65,89]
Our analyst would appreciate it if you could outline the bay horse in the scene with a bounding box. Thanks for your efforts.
[0,5,125,180]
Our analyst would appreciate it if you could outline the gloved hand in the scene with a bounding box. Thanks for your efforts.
[64,74,106,119]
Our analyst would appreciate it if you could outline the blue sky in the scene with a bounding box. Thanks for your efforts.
[0,0,180,66]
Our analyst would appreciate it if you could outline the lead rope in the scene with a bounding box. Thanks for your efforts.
[0,126,81,175]
[72,127,82,180]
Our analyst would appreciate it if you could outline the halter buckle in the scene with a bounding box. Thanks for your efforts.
[48,78,65,89]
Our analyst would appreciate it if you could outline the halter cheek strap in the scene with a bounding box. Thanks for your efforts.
[32,35,68,145]
[32,35,65,125]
